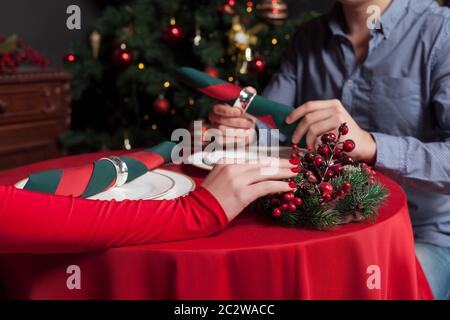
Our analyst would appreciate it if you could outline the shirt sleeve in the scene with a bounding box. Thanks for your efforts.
[371,21,450,195]
[0,185,229,254]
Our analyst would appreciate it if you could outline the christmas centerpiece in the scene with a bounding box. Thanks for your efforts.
[0,34,48,74]
[259,123,388,230]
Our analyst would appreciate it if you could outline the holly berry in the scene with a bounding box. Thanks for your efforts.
[343,139,356,152]
[331,164,342,174]
[292,144,298,150]
[321,133,332,144]
[342,181,351,193]
[319,182,334,195]
[294,197,303,206]
[288,202,297,212]
[336,190,345,197]
[281,203,288,211]
[290,153,298,159]
[270,198,279,206]
[321,193,332,202]
[283,192,295,202]
[318,145,330,156]
[307,174,318,183]
[304,153,314,163]
[273,208,282,217]
[328,132,337,142]
[339,123,349,135]
[324,170,335,180]
[288,181,297,189]
[333,147,343,157]
[341,156,354,165]
[314,155,325,167]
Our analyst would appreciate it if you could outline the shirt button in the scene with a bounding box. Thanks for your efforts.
[346,80,354,87]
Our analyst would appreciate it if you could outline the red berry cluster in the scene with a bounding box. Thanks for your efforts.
[0,36,48,74]
[271,191,303,218]
[361,163,376,185]
[271,123,358,218]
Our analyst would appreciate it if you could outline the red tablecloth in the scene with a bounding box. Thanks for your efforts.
[0,151,433,300]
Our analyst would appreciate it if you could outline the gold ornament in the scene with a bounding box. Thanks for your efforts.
[89,30,101,58]
[227,15,263,74]
[256,0,288,25]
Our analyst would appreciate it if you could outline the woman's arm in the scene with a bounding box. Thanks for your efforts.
[0,185,228,254]
[0,160,295,254]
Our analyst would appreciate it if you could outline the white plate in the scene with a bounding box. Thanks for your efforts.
[15,169,195,201]
[187,146,293,171]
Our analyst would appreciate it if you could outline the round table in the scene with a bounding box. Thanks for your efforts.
[0,151,433,300]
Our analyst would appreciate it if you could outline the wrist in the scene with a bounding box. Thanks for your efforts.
[357,131,377,165]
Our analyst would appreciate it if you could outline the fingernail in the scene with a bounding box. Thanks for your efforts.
[285,117,291,124]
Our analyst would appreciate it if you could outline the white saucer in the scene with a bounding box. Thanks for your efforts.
[15,169,195,201]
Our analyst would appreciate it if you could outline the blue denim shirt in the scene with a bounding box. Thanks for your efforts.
[258,0,450,247]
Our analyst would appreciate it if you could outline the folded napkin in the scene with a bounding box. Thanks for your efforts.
[22,141,176,198]
[176,67,305,146]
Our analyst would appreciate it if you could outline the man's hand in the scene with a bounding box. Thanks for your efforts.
[285,99,377,164]
[208,103,256,145]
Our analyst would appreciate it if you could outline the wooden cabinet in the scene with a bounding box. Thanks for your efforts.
[0,70,71,171]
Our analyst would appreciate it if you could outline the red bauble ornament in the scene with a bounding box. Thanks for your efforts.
[205,67,219,78]
[273,208,282,217]
[163,25,183,43]
[251,57,266,73]
[319,182,333,195]
[64,53,76,63]
[112,48,133,67]
[153,95,170,114]
[343,139,356,152]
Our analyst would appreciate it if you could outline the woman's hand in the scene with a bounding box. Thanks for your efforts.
[285,99,377,164]
[202,159,296,221]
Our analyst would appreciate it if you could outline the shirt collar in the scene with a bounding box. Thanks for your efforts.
[328,0,410,39]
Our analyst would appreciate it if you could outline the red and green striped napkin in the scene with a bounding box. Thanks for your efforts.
[22,141,176,198]
[176,67,305,146]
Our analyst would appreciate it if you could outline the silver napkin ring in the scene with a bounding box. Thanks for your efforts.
[100,156,129,187]
[233,86,257,112]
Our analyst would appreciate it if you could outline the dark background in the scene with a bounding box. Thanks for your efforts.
[0,0,335,68]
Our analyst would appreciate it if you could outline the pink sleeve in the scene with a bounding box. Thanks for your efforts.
[0,185,228,253]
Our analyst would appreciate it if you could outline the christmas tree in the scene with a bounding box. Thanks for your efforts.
[62,0,317,153]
